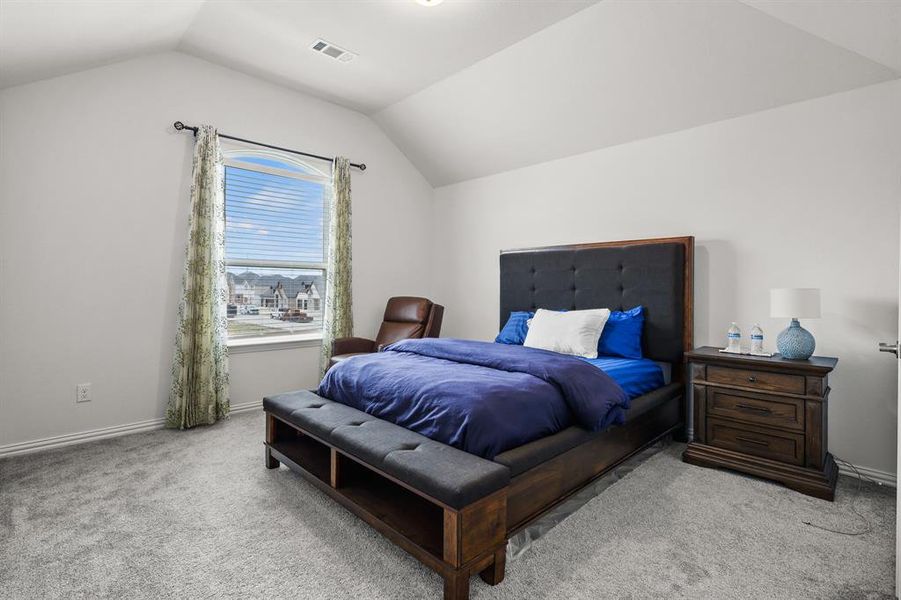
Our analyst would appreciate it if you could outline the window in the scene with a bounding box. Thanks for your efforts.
[222,148,329,342]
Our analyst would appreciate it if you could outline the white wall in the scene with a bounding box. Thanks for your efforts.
[0,52,434,448]
[431,80,901,475]
[1,49,897,478]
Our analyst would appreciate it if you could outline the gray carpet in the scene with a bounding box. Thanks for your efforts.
[0,411,894,599]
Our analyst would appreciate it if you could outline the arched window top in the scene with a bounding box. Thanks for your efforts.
[223,148,329,179]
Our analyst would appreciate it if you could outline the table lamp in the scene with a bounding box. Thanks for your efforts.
[770,288,820,360]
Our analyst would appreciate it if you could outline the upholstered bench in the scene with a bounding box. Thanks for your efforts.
[263,390,510,600]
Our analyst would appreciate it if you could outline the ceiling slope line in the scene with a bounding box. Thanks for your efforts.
[739,0,901,74]
[430,77,901,191]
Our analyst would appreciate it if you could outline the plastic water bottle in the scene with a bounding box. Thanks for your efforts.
[727,322,742,353]
[750,324,764,355]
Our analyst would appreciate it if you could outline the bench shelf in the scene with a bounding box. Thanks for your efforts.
[269,436,331,485]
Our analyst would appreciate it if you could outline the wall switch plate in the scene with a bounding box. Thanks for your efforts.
[76,383,92,403]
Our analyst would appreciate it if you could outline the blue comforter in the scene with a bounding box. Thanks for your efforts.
[317,338,629,459]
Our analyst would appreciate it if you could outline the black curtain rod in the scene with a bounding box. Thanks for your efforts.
[173,121,366,171]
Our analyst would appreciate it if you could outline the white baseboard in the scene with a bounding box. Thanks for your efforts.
[230,400,265,415]
[836,461,896,488]
[4,406,897,490]
[0,400,263,459]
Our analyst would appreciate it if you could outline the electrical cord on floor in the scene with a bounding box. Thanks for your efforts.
[801,456,873,536]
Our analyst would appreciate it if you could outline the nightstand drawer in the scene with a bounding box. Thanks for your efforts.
[706,388,804,431]
[706,418,804,465]
[706,365,805,395]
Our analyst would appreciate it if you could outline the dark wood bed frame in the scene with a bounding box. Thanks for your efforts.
[264,236,694,600]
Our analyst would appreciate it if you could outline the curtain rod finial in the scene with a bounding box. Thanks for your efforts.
[174,121,185,131]
[359,164,367,171]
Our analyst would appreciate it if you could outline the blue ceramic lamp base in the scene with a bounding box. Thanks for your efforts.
[776,318,815,360]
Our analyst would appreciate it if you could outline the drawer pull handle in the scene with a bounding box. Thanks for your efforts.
[735,403,772,414]
[747,376,757,383]
[736,436,770,448]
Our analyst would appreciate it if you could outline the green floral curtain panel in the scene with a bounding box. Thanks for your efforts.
[320,157,354,377]
[167,125,230,429]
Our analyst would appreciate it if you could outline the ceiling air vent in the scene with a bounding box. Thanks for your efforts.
[310,39,357,63]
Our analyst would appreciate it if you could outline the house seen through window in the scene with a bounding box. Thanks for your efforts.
[223,148,330,341]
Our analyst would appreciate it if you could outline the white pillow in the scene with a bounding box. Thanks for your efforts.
[523,308,611,358]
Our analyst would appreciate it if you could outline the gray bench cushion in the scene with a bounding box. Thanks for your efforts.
[263,390,510,509]
[493,382,683,477]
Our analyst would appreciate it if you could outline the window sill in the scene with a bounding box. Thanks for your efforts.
[228,333,323,354]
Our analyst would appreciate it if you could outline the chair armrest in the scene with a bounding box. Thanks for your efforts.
[424,304,444,338]
[332,337,377,356]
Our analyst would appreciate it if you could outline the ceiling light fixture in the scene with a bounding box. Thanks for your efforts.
[416,0,444,6]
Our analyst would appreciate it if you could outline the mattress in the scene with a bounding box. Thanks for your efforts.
[580,356,665,400]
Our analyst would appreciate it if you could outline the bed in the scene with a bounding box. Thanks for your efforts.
[263,236,693,600]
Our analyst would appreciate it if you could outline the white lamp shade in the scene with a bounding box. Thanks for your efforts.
[770,288,821,319]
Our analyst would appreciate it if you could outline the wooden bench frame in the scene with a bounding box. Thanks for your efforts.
[264,413,507,599]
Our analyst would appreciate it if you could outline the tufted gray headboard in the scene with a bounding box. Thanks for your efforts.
[499,237,693,366]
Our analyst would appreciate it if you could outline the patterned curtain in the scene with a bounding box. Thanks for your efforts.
[167,125,230,429]
[319,157,354,377]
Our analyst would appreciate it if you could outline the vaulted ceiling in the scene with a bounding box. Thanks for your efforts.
[375,0,901,186]
[2,0,899,187]
[0,0,594,110]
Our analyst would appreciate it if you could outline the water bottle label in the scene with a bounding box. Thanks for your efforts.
[728,333,740,339]
[751,334,763,340]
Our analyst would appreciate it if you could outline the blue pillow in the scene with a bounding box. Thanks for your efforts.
[597,306,644,359]
[495,311,534,345]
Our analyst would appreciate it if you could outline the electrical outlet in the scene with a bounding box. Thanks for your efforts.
[76,383,92,403]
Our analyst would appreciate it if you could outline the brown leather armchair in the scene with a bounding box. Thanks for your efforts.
[329,296,444,368]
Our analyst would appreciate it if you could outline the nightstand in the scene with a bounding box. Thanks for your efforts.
[682,346,839,501]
